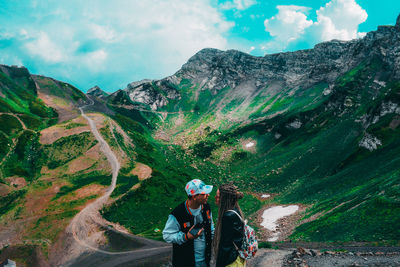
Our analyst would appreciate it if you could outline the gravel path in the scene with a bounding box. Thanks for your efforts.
[59,96,171,266]
[248,249,292,267]
[68,96,121,255]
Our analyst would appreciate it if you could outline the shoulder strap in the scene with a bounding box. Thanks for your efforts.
[227,209,243,222]
[226,209,244,252]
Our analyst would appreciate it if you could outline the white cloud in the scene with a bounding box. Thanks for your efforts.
[313,0,368,41]
[220,0,257,11]
[19,29,29,39]
[263,0,367,53]
[83,49,108,71]
[89,24,118,43]
[25,32,64,63]
[1,0,233,91]
[264,5,313,51]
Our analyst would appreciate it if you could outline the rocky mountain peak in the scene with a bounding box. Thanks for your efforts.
[127,79,153,90]
[123,15,400,111]
[87,85,108,98]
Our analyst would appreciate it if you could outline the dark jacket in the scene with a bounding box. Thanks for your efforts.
[216,209,244,267]
[170,201,213,267]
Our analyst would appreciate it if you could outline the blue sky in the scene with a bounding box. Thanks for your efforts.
[0,0,399,92]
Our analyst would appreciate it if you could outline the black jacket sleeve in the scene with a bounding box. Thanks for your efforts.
[216,210,244,267]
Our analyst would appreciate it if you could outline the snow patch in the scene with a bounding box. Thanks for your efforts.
[261,205,299,242]
[372,116,380,124]
[380,102,400,117]
[323,88,332,95]
[323,85,333,95]
[245,142,254,148]
[359,133,382,151]
[373,80,386,87]
[286,120,302,129]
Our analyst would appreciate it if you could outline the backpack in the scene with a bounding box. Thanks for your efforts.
[227,209,258,259]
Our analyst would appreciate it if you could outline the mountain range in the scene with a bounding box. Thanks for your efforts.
[0,14,399,267]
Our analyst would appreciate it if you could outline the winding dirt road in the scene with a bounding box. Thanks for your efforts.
[61,97,171,266]
[69,97,120,253]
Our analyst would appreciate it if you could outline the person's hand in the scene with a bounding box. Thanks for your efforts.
[186,225,204,240]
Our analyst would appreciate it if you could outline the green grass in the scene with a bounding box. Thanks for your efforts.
[3,131,43,180]
[31,210,79,241]
[46,195,98,212]
[29,98,56,118]
[161,79,196,112]
[0,130,11,159]
[64,122,86,129]
[53,171,112,199]
[110,175,139,198]
[18,113,42,129]
[0,114,23,136]
[0,189,27,217]
[33,76,85,104]
[0,72,30,112]
[44,132,97,169]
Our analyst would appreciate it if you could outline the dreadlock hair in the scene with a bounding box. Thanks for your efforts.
[212,182,244,264]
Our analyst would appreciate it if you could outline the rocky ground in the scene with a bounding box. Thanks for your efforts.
[248,247,400,267]
[150,247,400,267]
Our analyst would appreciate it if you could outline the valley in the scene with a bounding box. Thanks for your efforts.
[1,15,400,267]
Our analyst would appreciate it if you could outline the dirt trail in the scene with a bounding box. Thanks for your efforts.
[0,112,27,130]
[68,96,120,255]
[248,249,292,267]
[59,96,170,266]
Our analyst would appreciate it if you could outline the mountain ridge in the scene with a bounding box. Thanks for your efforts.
[122,15,400,115]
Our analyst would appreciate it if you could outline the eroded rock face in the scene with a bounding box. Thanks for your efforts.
[124,16,400,110]
[126,82,170,110]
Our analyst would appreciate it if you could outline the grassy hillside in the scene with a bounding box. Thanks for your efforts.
[102,57,400,243]
[0,67,118,261]
[0,66,58,184]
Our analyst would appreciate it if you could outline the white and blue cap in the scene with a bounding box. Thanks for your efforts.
[185,179,213,196]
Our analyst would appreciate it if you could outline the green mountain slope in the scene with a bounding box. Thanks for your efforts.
[103,17,400,243]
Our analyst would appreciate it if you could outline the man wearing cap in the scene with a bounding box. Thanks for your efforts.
[163,179,214,267]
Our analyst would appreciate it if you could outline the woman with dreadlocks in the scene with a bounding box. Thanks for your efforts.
[212,182,246,267]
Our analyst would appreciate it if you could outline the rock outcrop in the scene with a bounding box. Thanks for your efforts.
[87,86,108,99]
[0,64,37,95]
